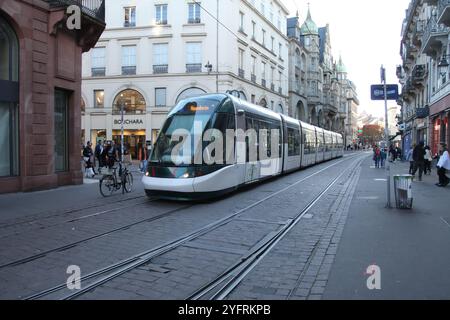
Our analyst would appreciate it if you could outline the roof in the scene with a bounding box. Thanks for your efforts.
[300,7,318,35]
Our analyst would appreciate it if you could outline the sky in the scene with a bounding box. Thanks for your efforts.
[283,0,410,117]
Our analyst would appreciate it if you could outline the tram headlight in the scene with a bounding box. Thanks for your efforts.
[181,172,190,179]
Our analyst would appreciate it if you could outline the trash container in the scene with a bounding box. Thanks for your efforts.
[393,174,413,209]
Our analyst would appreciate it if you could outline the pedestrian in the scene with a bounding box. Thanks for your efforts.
[412,141,426,181]
[95,140,104,173]
[389,145,395,162]
[380,148,387,168]
[406,144,415,174]
[436,144,450,187]
[395,146,402,161]
[373,146,381,168]
[83,141,95,177]
[424,146,433,175]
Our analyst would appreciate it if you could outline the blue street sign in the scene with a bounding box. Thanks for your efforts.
[370,84,399,100]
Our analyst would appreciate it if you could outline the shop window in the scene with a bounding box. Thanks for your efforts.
[94,90,104,108]
[0,16,19,177]
[55,89,70,172]
[113,89,146,115]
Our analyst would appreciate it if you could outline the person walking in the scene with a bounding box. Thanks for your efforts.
[83,141,95,177]
[424,146,433,175]
[412,141,426,181]
[436,144,450,187]
[373,146,381,168]
[380,147,387,168]
[406,144,415,174]
[95,140,104,174]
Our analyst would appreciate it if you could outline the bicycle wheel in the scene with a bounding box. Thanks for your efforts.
[123,172,134,193]
[99,175,116,197]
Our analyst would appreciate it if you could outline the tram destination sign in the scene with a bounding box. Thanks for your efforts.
[370,84,399,101]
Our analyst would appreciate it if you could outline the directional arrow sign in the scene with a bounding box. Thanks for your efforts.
[370,84,399,100]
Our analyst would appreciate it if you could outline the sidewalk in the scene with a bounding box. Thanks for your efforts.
[324,156,450,299]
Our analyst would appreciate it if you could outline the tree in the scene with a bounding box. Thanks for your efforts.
[362,125,384,146]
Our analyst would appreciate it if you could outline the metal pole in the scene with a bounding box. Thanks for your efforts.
[382,66,391,208]
[216,0,219,92]
[121,102,124,163]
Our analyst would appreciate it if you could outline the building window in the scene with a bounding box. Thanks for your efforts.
[252,21,256,39]
[188,2,201,24]
[239,12,245,32]
[186,42,202,72]
[113,89,146,115]
[54,89,69,172]
[122,45,136,75]
[251,94,255,103]
[251,56,256,82]
[279,43,282,58]
[262,29,266,46]
[238,49,245,78]
[271,36,274,52]
[94,90,104,108]
[153,43,168,74]
[155,4,168,25]
[260,0,265,16]
[0,16,19,177]
[155,88,167,107]
[124,7,136,27]
[261,61,266,86]
[91,47,105,77]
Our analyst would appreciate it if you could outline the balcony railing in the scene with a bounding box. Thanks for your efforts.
[422,17,449,56]
[155,20,168,25]
[91,67,105,77]
[186,63,202,73]
[412,64,426,83]
[45,0,105,22]
[438,0,450,26]
[238,68,245,78]
[153,65,168,74]
[122,66,136,75]
[188,18,201,24]
[124,21,136,28]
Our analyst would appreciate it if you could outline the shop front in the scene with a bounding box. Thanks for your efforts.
[112,116,147,160]
[112,130,146,160]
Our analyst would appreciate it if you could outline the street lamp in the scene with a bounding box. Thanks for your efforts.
[438,55,449,77]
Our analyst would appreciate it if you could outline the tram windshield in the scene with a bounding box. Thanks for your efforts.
[150,95,235,166]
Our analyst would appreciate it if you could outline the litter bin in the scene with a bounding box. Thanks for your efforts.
[393,174,413,209]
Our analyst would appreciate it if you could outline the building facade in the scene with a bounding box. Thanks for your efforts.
[286,8,359,146]
[398,0,450,156]
[81,0,290,159]
[0,0,105,193]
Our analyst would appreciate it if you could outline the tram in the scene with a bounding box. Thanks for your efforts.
[142,93,344,200]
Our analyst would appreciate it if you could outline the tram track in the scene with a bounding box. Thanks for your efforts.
[188,156,364,300]
[0,194,148,231]
[0,201,193,270]
[22,153,364,300]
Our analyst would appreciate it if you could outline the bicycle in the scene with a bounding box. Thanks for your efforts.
[99,162,134,197]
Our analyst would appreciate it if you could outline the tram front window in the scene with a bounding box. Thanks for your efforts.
[150,96,235,168]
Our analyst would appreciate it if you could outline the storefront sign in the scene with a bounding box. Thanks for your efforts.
[415,118,426,129]
[112,116,145,129]
[114,119,144,125]
[416,106,429,119]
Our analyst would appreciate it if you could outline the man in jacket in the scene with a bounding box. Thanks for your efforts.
[436,144,450,187]
[412,141,426,181]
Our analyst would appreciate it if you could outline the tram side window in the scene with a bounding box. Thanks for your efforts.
[287,127,301,156]
[303,129,313,155]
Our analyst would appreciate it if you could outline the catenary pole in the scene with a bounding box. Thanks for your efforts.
[382,65,391,208]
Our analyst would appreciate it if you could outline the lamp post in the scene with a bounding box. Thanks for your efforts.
[381,65,391,208]
[120,100,125,163]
